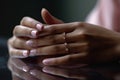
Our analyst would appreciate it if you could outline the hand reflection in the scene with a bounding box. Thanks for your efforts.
[41,64,120,80]
[8,58,66,80]
[8,57,120,80]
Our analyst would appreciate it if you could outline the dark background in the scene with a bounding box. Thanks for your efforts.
[0,0,96,37]
[0,0,96,80]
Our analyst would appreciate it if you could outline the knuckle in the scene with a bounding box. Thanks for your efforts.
[50,25,56,32]
[13,25,20,35]
[20,16,31,24]
[7,37,15,46]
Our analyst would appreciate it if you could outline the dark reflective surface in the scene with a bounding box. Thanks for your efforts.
[0,38,11,80]
[7,56,120,80]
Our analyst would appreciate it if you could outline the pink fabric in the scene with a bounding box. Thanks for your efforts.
[86,0,120,32]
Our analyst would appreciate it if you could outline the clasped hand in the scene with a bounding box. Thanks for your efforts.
[8,8,120,67]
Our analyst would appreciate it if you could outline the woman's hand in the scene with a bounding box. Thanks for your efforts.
[8,8,120,67]
[34,22,120,66]
[8,16,44,58]
[8,8,63,58]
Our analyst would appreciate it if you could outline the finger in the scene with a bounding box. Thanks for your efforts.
[29,42,88,56]
[8,43,29,58]
[20,16,44,31]
[13,25,39,38]
[27,32,88,48]
[9,58,30,72]
[38,22,78,37]
[9,36,31,49]
[41,8,64,24]
[8,37,29,58]
[27,33,66,48]
[9,61,38,80]
[43,67,87,79]
[11,33,66,49]
[29,44,68,56]
[30,69,64,80]
[42,53,87,66]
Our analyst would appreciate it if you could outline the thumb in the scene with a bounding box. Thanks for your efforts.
[41,8,64,24]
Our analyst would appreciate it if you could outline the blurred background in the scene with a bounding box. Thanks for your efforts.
[0,0,96,80]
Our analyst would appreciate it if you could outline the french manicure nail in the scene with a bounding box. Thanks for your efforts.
[42,59,52,65]
[26,40,33,46]
[36,23,43,31]
[31,30,37,38]
[30,49,36,56]
[42,67,48,73]
[23,50,29,57]
[42,67,52,73]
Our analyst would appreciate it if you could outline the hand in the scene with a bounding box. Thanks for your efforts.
[8,8,120,67]
[8,8,63,58]
[9,20,120,66]
[32,22,120,66]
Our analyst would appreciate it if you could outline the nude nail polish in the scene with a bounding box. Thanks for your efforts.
[36,24,43,31]
[23,50,29,57]
[30,49,36,56]
[31,30,37,38]
[26,40,33,46]
[42,67,52,73]
[42,59,51,65]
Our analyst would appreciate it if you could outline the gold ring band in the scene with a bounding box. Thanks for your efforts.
[63,32,69,53]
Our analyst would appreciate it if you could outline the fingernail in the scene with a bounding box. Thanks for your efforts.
[30,49,36,56]
[42,59,52,65]
[26,40,33,46]
[42,67,48,73]
[23,50,29,57]
[31,30,37,38]
[36,24,43,31]
[42,67,52,73]
[23,66,29,72]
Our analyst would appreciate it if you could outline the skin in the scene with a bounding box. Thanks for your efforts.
[7,0,120,79]
[8,8,120,67]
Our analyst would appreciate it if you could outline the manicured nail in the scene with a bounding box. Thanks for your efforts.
[42,67,49,73]
[23,50,29,57]
[42,59,52,65]
[30,49,36,56]
[36,24,43,31]
[26,40,33,46]
[42,67,52,74]
[23,66,29,72]
[31,30,37,38]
